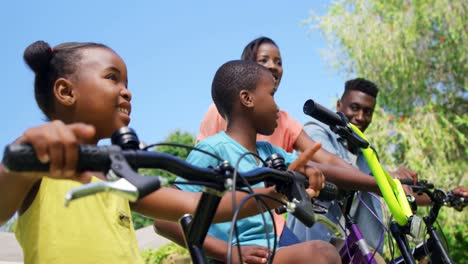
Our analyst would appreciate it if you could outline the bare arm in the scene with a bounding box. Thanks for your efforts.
[133,186,284,223]
[0,165,39,224]
[0,122,96,225]
[294,130,381,194]
[310,161,380,194]
[134,159,324,222]
[294,130,357,169]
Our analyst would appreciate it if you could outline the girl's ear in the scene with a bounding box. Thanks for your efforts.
[53,78,76,106]
[239,90,254,108]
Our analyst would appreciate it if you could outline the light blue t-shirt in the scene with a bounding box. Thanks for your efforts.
[287,120,385,254]
[176,131,297,247]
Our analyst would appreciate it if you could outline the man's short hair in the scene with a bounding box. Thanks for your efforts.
[343,78,379,99]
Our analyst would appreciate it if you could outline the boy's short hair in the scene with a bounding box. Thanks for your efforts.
[343,78,379,99]
[212,60,271,120]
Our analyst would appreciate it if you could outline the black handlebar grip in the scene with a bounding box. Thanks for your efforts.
[399,178,414,186]
[316,181,338,201]
[303,99,345,127]
[2,143,117,172]
[2,144,49,172]
[76,145,117,171]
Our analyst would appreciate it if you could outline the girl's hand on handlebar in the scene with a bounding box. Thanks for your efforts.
[16,121,96,182]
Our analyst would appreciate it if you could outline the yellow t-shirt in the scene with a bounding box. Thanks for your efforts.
[15,177,144,264]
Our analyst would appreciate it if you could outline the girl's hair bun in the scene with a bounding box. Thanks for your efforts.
[23,40,54,74]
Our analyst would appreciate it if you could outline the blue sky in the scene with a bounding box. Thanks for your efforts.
[1,0,348,158]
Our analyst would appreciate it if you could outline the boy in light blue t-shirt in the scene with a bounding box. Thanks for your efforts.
[180,131,296,247]
[177,60,341,264]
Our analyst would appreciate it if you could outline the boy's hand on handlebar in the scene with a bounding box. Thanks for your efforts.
[16,121,96,182]
[296,165,325,198]
[288,142,324,197]
[230,245,272,264]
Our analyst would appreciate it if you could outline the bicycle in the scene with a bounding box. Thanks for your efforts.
[2,127,337,264]
[303,99,465,264]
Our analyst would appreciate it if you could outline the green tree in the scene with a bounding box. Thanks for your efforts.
[132,130,196,230]
[308,0,466,116]
[308,0,467,261]
[139,130,196,181]
[368,106,467,261]
[141,242,190,264]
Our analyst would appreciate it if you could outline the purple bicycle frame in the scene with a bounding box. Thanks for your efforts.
[339,220,378,264]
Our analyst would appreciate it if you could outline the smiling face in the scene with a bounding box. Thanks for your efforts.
[337,90,376,132]
[255,43,283,90]
[250,71,279,135]
[68,47,132,140]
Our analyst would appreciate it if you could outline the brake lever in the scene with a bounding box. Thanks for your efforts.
[64,152,144,206]
[65,146,167,206]
[65,178,138,206]
[279,171,316,227]
[107,148,166,197]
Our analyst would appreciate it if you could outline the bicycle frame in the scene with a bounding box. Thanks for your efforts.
[348,123,413,225]
[348,122,455,264]
[180,192,223,263]
[337,192,382,264]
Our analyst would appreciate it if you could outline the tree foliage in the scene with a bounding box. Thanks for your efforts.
[309,0,466,116]
[132,130,196,230]
[309,0,467,261]
[367,106,467,261]
[139,130,196,181]
[141,242,190,264]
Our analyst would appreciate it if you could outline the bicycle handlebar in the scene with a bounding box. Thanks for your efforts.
[446,191,467,212]
[303,99,369,149]
[408,180,467,212]
[3,141,337,227]
[303,99,345,127]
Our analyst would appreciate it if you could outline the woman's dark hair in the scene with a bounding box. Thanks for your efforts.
[241,36,278,61]
[23,40,110,118]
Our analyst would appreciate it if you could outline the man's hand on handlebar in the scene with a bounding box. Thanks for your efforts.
[451,186,468,198]
[390,165,418,184]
